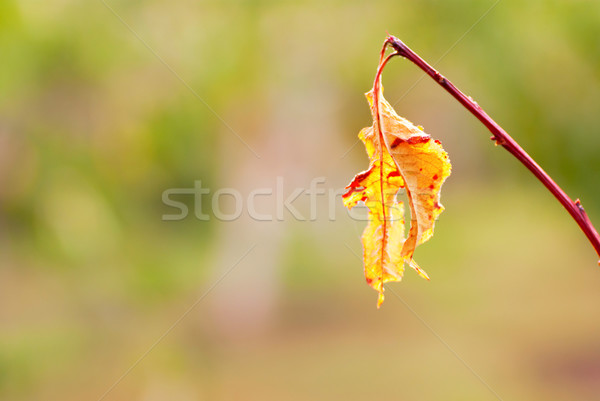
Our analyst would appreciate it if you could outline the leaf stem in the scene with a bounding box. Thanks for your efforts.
[373,50,397,306]
[385,35,600,265]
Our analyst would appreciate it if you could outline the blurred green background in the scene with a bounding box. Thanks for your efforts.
[1,0,600,400]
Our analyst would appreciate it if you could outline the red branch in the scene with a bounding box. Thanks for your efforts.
[385,35,600,265]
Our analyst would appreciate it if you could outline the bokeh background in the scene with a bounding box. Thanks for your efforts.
[2,0,600,400]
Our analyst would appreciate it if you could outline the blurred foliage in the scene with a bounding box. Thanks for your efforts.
[1,0,599,400]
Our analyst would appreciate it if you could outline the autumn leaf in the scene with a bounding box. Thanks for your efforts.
[343,54,451,307]
[343,120,411,307]
[376,89,452,261]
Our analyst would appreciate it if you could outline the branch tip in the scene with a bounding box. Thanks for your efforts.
[386,35,409,58]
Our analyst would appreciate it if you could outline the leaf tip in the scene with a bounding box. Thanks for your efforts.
[376,290,385,308]
[409,259,430,281]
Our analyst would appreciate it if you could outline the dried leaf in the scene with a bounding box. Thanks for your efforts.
[343,78,451,307]
[376,88,452,261]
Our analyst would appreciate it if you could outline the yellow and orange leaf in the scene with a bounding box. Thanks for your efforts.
[375,88,452,261]
[343,73,451,307]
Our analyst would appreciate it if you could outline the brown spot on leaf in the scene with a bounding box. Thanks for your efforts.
[390,137,403,148]
[407,136,430,145]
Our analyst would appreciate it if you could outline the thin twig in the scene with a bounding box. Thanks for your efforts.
[385,35,600,265]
